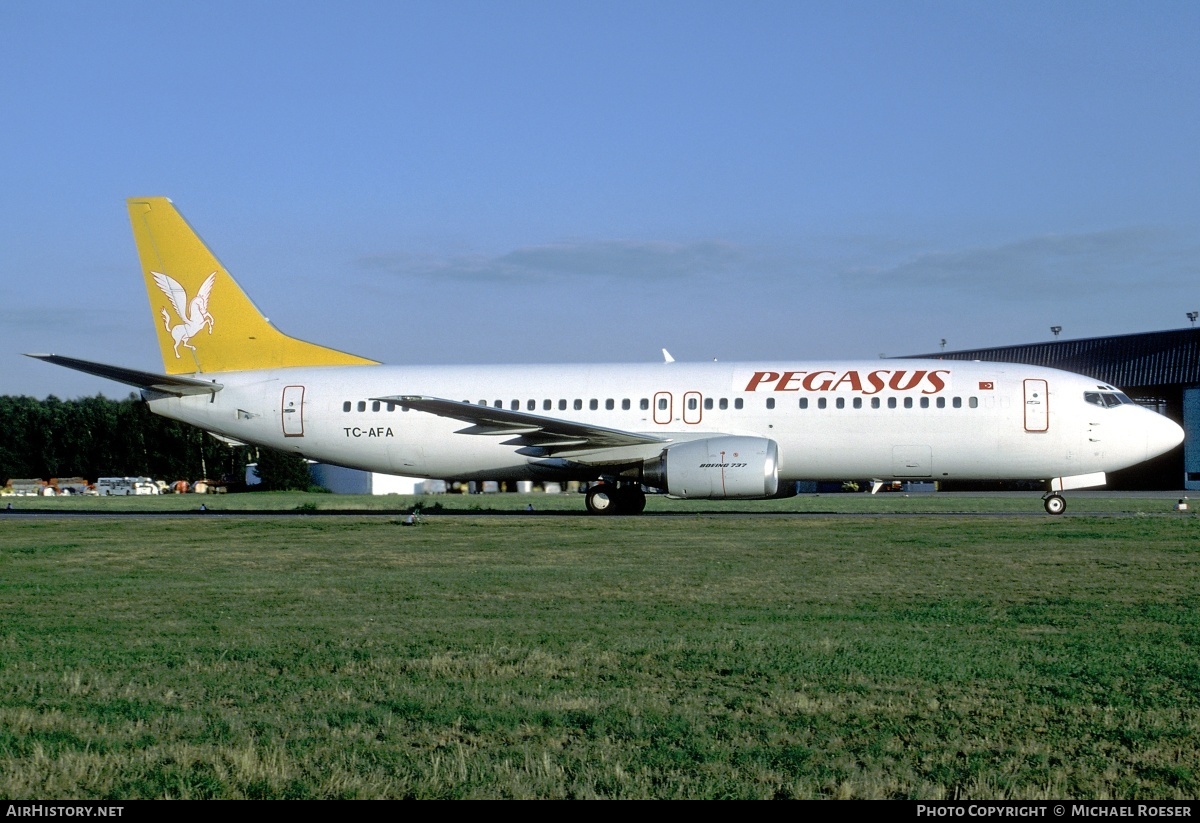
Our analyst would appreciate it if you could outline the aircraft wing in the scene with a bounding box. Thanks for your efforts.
[26,354,223,397]
[372,395,670,456]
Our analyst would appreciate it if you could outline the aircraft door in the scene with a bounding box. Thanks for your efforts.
[683,391,702,424]
[653,392,673,425]
[1024,379,1049,432]
[282,385,305,437]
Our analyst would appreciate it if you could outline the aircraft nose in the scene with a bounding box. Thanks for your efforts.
[1144,411,1185,460]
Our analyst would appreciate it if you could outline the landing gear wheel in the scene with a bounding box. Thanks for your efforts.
[616,486,647,515]
[1044,494,1066,515]
[585,484,618,515]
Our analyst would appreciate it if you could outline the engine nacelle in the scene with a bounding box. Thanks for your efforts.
[641,436,780,499]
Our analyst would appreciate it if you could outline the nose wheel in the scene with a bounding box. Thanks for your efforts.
[1043,493,1066,515]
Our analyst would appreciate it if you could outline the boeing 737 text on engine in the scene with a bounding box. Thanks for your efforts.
[30,198,1184,515]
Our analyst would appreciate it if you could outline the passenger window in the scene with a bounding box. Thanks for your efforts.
[817,398,827,410]
[904,397,913,409]
[622,399,631,410]
[799,398,808,409]
[719,398,728,410]
[559,400,567,411]
[887,398,897,409]
[734,398,744,410]
[953,397,962,408]
[704,398,713,410]
[606,399,615,410]
[494,400,503,408]
[589,399,598,411]
[688,397,698,410]
[969,397,979,408]
[766,398,775,410]
[640,399,649,411]
[544,399,552,411]
[657,398,668,410]
[936,397,946,409]
[871,397,880,409]
[387,402,396,412]
[836,398,845,409]
[511,400,519,410]
[574,399,583,410]
[920,397,929,409]
[527,400,536,411]
[343,401,351,412]
[853,398,862,409]
[357,401,366,412]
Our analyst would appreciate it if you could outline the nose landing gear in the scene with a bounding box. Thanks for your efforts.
[1042,493,1066,515]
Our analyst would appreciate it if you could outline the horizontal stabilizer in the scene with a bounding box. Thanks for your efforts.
[26,354,223,396]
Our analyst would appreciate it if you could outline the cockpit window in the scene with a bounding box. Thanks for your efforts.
[1085,391,1130,408]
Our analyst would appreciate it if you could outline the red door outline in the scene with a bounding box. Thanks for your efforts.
[1024,379,1049,432]
[282,385,305,437]
[653,391,673,425]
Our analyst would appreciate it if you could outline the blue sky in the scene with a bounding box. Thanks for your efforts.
[3,1,1198,398]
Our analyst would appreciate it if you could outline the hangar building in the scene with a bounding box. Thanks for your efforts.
[907,328,1200,490]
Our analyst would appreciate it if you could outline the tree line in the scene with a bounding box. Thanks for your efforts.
[0,394,310,491]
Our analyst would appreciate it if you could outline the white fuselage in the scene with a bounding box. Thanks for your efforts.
[145,358,1183,486]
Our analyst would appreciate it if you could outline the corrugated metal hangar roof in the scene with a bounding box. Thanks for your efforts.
[907,328,1200,388]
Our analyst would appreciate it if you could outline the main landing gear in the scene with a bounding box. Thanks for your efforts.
[585,482,647,515]
[1042,493,1066,515]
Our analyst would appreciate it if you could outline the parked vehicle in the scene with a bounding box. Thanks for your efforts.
[96,477,159,496]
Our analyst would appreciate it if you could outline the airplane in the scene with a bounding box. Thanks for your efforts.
[30,197,1184,515]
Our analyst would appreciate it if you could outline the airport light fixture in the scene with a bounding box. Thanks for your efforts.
[1050,326,1062,339]
[1188,312,1197,327]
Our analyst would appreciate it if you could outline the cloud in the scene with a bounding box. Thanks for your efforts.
[353,225,1200,319]
[359,239,752,284]
[841,226,1197,297]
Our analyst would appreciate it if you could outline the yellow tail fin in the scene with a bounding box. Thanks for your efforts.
[128,197,378,374]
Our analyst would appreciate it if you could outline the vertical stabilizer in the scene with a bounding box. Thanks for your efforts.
[128,197,377,374]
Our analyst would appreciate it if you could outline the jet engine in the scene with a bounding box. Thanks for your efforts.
[640,436,781,499]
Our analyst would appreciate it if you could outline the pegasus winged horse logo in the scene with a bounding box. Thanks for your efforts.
[153,271,216,358]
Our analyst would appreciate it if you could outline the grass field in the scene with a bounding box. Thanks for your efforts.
[2,497,1199,798]
[3,488,1194,514]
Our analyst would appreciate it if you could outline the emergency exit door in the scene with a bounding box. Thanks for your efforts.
[282,385,305,437]
[653,391,673,425]
[1024,379,1048,432]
